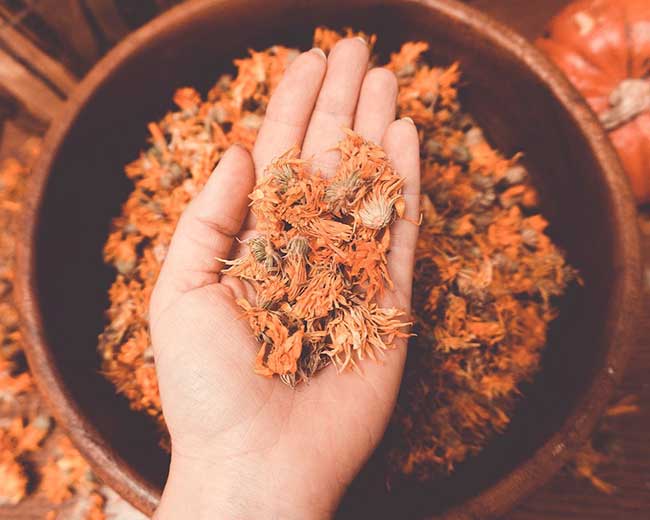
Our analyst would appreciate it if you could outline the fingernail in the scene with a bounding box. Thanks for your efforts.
[401,117,415,125]
[310,47,327,60]
[355,35,368,46]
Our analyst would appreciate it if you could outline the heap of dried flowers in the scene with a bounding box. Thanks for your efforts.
[383,42,578,477]
[224,132,408,385]
[0,143,59,509]
[98,29,575,479]
[42,436,106,519]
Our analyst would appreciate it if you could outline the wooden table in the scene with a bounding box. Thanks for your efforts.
[1,0,648,518]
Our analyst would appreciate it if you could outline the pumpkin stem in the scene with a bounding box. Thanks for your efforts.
[600,78,650,131]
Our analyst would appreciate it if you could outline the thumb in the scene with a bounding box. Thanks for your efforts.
[150,144,255,321]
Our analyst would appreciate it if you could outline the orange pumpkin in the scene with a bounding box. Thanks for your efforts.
[537,0,650,204]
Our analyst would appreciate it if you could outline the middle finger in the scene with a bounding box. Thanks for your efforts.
[301,37,370,177]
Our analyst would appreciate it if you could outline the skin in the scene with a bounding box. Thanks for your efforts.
[150,38,421,519]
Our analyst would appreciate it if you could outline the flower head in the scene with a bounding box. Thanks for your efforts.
[357,193,401,230]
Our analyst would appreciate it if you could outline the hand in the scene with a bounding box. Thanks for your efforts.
[150,38,420,520]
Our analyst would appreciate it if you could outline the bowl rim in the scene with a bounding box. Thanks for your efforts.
[15,0,643,517]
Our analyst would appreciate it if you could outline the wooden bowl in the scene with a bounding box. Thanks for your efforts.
[16,0,642,518]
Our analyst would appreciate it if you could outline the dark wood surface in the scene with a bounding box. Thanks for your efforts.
[1,0,648,518]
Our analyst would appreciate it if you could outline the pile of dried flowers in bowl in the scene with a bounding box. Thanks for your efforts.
[98,28,576,482]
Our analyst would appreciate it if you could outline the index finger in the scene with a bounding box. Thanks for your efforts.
[252,48,327,179]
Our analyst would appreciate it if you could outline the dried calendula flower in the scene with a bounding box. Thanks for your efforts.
[325,170,362,215]
[357,191,401,229]
[223,131,409,384]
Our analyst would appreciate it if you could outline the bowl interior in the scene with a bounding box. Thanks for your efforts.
[33,0,619,517]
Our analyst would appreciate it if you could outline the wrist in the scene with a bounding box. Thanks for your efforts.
[155,448,336,520]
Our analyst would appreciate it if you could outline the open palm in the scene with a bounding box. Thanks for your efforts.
[150,38,420,519]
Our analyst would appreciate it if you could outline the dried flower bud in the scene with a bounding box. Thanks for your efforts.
[115,257,136,276]
[521,227,538,248]
[270,163,294,192]
[452,145,472,164]
[464,127,484,147]
[286,236,310,258]
[396,62,416,78]
[474,189,496,209]
[421,90,437,107]
[424,139,443,157]
[32,414,53,431]
[209,104,228,124]
[472,210,494,230]
[456,261,493,297]
[160,163,185,189]
[503,165,527,185]
[471,173,494,190]
[241,113,263,130]
[248,236,268,263]
[456,113,476,131]
[358,194,398,230]
[123,223,137,234]
[325,171,362,215]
